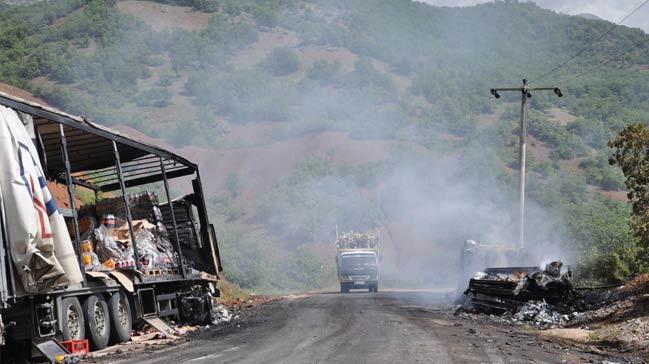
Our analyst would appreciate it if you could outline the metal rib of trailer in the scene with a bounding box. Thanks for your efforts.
[0,89,216,282]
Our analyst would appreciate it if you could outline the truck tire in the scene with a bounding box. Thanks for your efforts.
[61,297,85,341]
[372,284,379,293]
[108,291,132,344]
[83,295,111,350]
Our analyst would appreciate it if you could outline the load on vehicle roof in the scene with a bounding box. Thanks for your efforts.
[335,230,380,253]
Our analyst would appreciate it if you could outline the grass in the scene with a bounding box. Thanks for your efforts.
[218,277,251,305]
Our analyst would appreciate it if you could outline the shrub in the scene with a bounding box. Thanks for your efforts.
[306,60,342,85]
[156,74,174,87]
[135,87,172,107]
[263,47,300,76]
[251,5,279,28]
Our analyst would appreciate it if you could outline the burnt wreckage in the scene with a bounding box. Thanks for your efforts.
[0,89,223,361]
[461,261,575,314]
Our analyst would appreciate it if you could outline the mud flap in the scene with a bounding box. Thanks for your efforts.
[33,339,68,363]
[142,316,178,339]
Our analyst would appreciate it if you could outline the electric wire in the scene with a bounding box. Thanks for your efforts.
[555,34,649,85]
[529,0,649,84]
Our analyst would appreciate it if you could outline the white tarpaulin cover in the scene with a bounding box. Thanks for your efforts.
[0,105,82,292]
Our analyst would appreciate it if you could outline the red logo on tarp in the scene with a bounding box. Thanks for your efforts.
[30,175,53,239]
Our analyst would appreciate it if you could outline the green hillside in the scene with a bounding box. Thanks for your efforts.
[1,0,649,291]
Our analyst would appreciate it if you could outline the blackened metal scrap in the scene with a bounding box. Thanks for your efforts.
[513,261,574,299]
[461,260,579,315]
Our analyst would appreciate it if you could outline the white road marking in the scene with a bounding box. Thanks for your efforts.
[183,345,241,363]
[184,353,223,363]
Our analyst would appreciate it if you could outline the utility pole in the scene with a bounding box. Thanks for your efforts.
[490,79,563,248]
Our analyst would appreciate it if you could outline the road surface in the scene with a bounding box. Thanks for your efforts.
[113,291,628,364]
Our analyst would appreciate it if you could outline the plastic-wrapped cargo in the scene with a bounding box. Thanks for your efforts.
[95,192,160,222]
[90,217,178,271]
[94,225,125,264]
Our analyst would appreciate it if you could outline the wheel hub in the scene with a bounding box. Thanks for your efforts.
[94,302,107,335]
[117,299,129,328]
[67,307,80,339]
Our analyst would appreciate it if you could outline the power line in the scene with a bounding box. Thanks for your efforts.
[529,0,649,84]
[555,35,649,85]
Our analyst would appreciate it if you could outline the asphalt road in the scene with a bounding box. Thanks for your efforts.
[114,291,629,364]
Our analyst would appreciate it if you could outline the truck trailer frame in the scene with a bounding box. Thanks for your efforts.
[0,91,223,361]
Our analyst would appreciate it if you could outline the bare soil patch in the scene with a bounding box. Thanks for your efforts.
[527,136,553,165]
[476,103,508,128]
[0,81,50,105]
[539,328,592,343]
[547,107,577,125]
[222,121,277,146]
[537,276,649,360]
[588,186,628,202]
[559,156,585,173]
[116,0,211,32]
[299,45,358,72]
[108,126,445,216]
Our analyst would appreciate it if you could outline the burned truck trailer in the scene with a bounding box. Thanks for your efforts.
[0,91,222,360]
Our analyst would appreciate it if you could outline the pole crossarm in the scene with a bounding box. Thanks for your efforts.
[491,87,523,91]
[491,87,557,92]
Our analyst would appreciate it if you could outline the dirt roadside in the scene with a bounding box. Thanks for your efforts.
[539,283,649,362]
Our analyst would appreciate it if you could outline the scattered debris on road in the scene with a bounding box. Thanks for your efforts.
[458,264,649,360]
[509,300,580,328]
[84,292,279,362]
[213,303,233,324]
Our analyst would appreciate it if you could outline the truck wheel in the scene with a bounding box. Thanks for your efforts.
[372,284,379,293]
[61,297,85,341]
[340,284,349,293]
[108,291,132,344]
[83,295,111,350]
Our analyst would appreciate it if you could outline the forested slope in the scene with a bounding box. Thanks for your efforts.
[1,0,648,290]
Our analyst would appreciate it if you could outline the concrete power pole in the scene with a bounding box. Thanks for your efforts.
[490,79,563,248]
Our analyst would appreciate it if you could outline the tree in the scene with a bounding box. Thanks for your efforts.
[609,123,649,247]
[263,47,299,76]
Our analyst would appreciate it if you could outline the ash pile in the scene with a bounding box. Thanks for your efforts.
[459,261,580,328]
